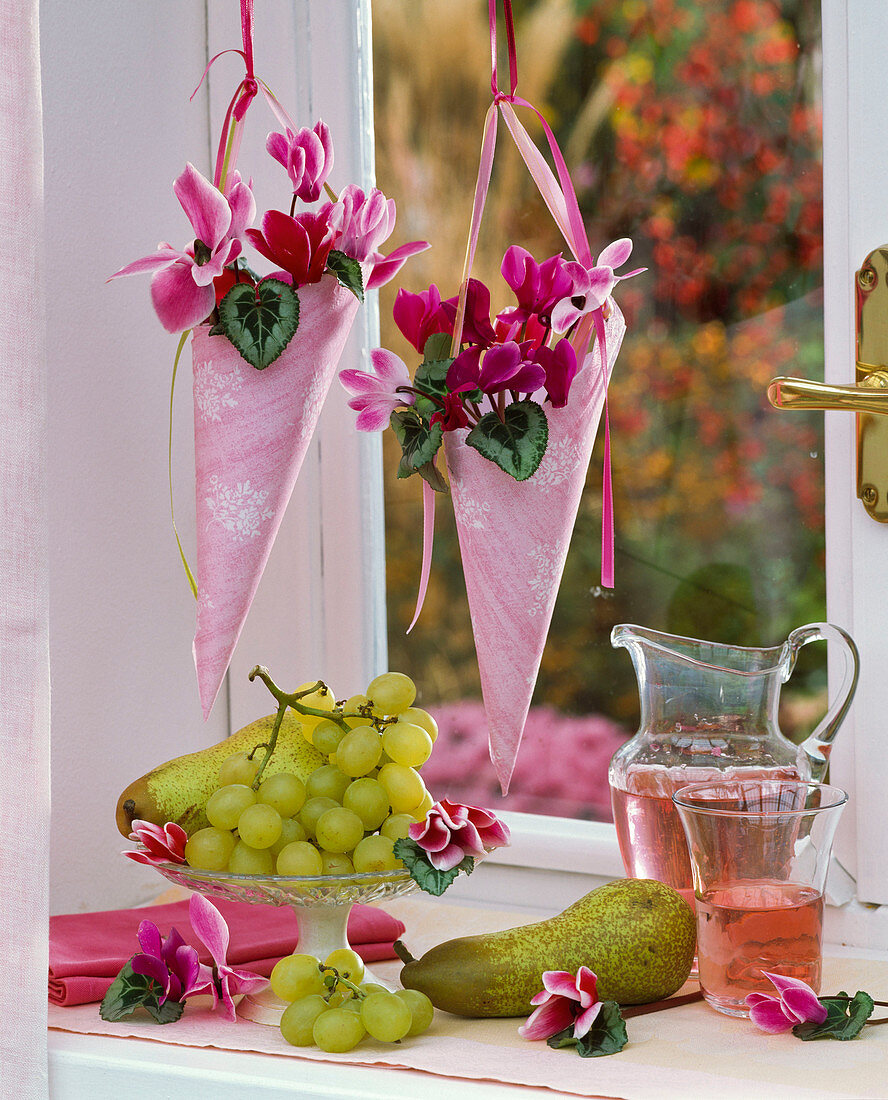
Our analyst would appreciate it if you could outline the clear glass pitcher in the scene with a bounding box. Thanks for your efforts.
[608,623,859,908]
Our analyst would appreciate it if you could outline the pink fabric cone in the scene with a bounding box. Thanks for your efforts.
[444,305,625,794]
[192,278,360,716]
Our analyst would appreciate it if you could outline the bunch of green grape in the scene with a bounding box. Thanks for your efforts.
[183,671,439,876]
[271,948,434,1052]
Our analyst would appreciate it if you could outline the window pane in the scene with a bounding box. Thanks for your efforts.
[372,0,825,821]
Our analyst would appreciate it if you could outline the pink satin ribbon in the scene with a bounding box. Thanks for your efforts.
[409,0,616,629]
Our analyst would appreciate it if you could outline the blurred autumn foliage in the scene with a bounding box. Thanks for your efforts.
[372,0,826,804]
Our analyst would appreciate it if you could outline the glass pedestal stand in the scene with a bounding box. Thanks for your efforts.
[152,862,418,1025]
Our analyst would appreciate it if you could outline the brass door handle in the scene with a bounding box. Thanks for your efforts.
[768,247,888,522]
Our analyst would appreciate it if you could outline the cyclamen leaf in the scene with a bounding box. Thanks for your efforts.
[393,837,474,896]
[546,1002,628,1058]
[465,400,548,481]
[793,991,875,1041]
[390,409,446,490]
[99,961,185,1025]
[216,278,300,369]
[326,249,365,302]
[413,347,453,422]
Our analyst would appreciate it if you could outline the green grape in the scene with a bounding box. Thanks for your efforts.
[205,783,257,830]
[184,827,236,871]
[341,693,373,727]
[320,850,355,875]
[276,840,324,876]
[335,725,383,778]
[410,790,435,822]
[366,672,416,715]
[360,990,412,1042]
[379,813,413,842]
[228,839,275,875]
[306,763,351,803]
[312,1007,366,1053]
[279,994,328,1046]
[293,682,337,746]
[381,722,433,768]
[377,763,425,814]
[315,807,365,854]
[298,795,339,837]
[312,719,347,756]
[270,817,308,856]
[397,706,438,743]
[324,948,365,983]
[352,833,401,873]
[217,751,261,787]
[360,982,389,996]
[343,777,390,830]
[236,802,283,849]
[257,772,306,818]
[395,988,435,1036]
[270,953,324,1001]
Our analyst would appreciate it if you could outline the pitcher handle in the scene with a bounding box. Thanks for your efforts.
[788,622,860,781]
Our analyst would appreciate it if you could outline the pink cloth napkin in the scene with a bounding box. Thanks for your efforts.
[49,898,405,1007]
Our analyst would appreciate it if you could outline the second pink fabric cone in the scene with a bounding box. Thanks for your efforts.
[445,305,626,793]
[191,278,360,717]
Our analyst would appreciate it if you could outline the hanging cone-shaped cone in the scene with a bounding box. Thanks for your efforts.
[444,305,625,793]
[191,278,360,717]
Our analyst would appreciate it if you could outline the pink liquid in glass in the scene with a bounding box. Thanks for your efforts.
[695,880,823,1014]
[610,765,801,911]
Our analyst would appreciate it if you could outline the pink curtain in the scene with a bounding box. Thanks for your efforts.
[0,0,51,1095]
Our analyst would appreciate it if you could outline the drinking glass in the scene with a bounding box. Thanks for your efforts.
[673,779,847,1016]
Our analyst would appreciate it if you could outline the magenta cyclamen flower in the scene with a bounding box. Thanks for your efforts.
[531,338,580,408]
[129,920,213,1006]
[266,120,334,203]
[448,341,546,397]
[500,245,575,323]
[340,348,414,430]
[188,893,269,1022]
[409,799,510,871]
[124,819,188,867]
[746,972,829,1034]
[109,162,255,333]
[519,967,602,1041]
[441,278,497,347]
[392,284,452,354]
[550,238,645,333]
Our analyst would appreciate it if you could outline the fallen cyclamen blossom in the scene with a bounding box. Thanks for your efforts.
[109,163,253,333]
[340,348,415,430]
[124,819,188,866]
[409,799,511,871]
[245,208,336,287]
[129,920,213,1005]
[747,972,829,1034]
[550,238,645,333]
[266,120,334,203]
[188,893,269,1022]
[519,967,602,1041]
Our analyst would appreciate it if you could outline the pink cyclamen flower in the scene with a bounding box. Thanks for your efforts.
[124,819,188,866]
[430,391,471,431]
[531,337,580,408]
[550,238,645,333]
[109,162,254,333]
[188,893,269,1022]
[129,920,213,1005]
[245,208,337,287]
[340,348,415,431]
[392,284,452,354]
[409,799,511,872]
[441,278,497,347]
[519,967,602,1041]
[266,119,334,203]
[500,245,575,323]
[325,185,429,291]
[746,971,829,1034]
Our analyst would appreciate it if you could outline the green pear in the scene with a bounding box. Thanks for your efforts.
[399,878,696,1015]
[116,711,325,837]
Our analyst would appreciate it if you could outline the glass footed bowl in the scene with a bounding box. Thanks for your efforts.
[150,860,419,1026]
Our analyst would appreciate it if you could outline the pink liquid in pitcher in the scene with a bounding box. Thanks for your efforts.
[695,880,823,1011]
[610,765,802,910]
